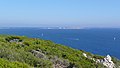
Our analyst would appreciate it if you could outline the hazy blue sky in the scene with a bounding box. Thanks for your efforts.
[0,0,120,27]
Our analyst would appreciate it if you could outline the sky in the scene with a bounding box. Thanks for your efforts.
[0,0,120,28]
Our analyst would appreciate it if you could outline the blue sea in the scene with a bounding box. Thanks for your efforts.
[0,27,120,59]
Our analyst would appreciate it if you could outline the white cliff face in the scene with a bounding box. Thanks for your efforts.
[102,55,115,68]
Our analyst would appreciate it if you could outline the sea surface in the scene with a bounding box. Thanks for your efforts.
[0,27,120,59]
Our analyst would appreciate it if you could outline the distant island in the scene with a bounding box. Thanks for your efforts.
[0,35,120,68]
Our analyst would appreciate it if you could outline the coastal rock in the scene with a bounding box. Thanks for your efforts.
[95,55,115,68]
[83,53,87,58]
[102,55,115,68]
[82,53,115,68]
[31,50,46,59]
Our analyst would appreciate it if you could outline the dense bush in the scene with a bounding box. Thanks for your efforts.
[0,58,30,68]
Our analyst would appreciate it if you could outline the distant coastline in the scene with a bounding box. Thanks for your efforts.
[0,27,84,29]
[1,27,120,30]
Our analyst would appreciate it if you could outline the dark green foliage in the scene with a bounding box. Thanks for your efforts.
[23,41,30,46]
[5,36,23,42]
[93,55,104,59]
[112,57,120,67]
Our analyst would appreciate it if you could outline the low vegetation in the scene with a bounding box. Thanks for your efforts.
[0,35,119,68]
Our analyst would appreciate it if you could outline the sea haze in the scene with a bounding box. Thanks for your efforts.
[0,27,120,59]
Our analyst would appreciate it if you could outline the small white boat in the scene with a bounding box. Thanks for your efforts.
[75,38,79,40]
[113,37,116,40]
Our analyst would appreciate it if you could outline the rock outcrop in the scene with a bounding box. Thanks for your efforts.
[102,55,115,68]
[96,55,115,68]
[31,50,46,59]
[51,56,70,68]
[83,53,115,68]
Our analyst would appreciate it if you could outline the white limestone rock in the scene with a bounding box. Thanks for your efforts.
[101,55,115,68]
[82,53,116,68]
[83,53,87,58]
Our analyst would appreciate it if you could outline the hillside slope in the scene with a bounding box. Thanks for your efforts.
[0,35,120,68]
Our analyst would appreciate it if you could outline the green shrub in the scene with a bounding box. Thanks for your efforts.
[0,58,30,68]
